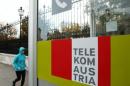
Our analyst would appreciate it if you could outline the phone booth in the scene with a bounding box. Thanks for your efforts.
[29,0,130,86]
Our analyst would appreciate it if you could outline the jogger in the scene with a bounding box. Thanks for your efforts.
[13,70,26,86]
[12,47,27,86]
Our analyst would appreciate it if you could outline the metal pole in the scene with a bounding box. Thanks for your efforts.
[77,2,78,26]
[80,0,82,26]
[20,15,22,39]
[18,7,24,39]
[29,0,37,85]
[43,5,46,30]
[90,0,96,37]
[83,0,86,26]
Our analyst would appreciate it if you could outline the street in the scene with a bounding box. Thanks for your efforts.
[0,63,28,86]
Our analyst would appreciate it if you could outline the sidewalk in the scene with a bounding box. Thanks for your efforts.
[0,63,28,86]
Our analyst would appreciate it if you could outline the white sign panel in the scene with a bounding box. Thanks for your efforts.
[106,21,118,32]
[72,38,98,86]
[52,0,72,15]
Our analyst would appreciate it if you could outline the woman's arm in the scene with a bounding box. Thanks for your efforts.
[12,55,18,68]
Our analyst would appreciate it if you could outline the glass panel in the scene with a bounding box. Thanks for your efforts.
[38,0,130,41]
[94,0,130,36]
[37,0,130,86]
[38,0,91,41]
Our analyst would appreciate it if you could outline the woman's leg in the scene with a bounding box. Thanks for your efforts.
[21,70,26,86]
[13,71,21,86]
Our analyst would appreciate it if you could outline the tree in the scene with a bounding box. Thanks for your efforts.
[21,16,28,39]
[0,23,17,41]
[61,23,81,38]
[98,8,130,36]
[61,23,80,33]
[82,24,90,37]
[7,26,17,39]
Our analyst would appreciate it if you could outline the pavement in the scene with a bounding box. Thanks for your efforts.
[0,63,28,86]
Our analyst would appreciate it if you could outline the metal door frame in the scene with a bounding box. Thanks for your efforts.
[29,0,37,85]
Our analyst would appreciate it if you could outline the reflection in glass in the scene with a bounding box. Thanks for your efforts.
[38,0,91,41]
[94,0,130,36]
[38,0,130,41]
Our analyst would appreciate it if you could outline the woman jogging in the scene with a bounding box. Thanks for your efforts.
[12,47,27,86]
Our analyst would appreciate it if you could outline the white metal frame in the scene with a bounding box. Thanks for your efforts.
[28,0,97,86]
[29,0,37,85]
